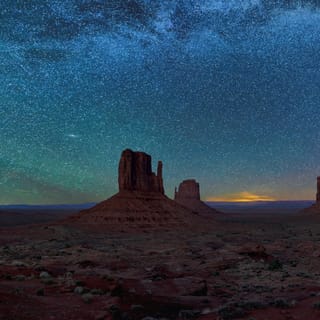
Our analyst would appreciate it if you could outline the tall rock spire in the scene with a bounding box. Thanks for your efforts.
[317,176,320,203]
[157,161,164,194]
[302,176,320,213]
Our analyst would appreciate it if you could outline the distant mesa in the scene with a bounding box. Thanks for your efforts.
[174,179,220,216]
[69,149,211,230]
[175,179,200,201]
[303,176,320,213]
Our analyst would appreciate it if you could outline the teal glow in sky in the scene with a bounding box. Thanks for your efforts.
[1,1,320,204]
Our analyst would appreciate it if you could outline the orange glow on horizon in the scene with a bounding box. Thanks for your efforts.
[206,191,275,202]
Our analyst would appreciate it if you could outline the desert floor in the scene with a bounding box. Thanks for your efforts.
[1,205,320,320]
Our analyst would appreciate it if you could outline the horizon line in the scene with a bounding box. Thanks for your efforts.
[0,199,315,207]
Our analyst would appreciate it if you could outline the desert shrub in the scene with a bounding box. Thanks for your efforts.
[239,300,266,310]
[268,260,282,271]
[218,304,247,320]
[272,298,291,308]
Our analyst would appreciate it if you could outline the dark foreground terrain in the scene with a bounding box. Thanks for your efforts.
[1,202,320,320]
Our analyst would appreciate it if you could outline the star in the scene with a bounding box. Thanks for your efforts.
[0,1,319,204]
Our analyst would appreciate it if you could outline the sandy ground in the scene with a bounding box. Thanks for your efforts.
[1,205,320,320]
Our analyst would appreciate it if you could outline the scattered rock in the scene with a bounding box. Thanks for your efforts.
[41,278,55,285]
[238,243,267,260]
[271,298,292,308]
[109,305,122,319]
[95,312,109,320]
[130,304,144,312]
[218,304,247,320]
[74,286,85,294]
[39,271,51,279]
[82,293,94,304]
[75,280,86,286]
[178,309,200,319]
[15,274,26,281]
[90,288,104,295]
[11,260,26,267]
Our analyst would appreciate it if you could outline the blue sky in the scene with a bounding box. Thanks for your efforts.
[1,0,320,204]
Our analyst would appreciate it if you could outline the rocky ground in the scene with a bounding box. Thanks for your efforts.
[1,211,320,320]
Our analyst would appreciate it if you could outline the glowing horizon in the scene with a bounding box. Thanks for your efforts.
[206,191,276,202]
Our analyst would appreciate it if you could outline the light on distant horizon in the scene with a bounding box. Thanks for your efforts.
[207,191,275,202]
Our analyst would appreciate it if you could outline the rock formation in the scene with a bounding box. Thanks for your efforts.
[316,176,320,203]
[69,150,212,230]
[118,149,164,194]
[303,176,320,213]
[175,179,200,201]
[174,179,220,216]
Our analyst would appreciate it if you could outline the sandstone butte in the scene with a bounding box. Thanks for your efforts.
[303,176,320,213]
[174,179,220,216]
[68,149,215,230]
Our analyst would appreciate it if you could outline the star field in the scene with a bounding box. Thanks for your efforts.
[1,1,320,204]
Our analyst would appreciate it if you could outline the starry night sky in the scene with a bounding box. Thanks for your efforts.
[1,0,320,204]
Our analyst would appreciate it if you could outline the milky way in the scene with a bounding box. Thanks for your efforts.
[1,1,320,204]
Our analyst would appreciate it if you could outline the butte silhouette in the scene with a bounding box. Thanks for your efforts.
[174,179,220,216]
[70,149,215,230]
[303,176,320,213]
